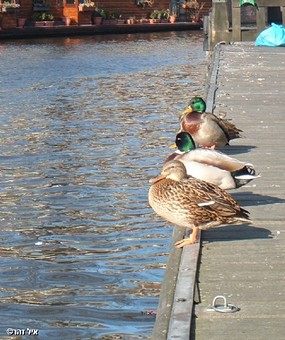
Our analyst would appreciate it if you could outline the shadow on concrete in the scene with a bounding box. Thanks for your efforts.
[202,224,273,243]
[218,144,257,155]
[232,191,285,207]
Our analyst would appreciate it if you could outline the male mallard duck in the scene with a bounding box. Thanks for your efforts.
[148,160,250,247]
[166,132,260,190]
[179,96,242,148]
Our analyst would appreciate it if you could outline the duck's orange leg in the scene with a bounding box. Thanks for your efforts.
[174,226,200,248]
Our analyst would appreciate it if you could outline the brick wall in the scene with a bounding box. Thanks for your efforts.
[1,13,17,28]
[96,0,170,19]
[16,0,63,20]
[1,0,213,28]
[64,0,212,24]
[93,1,213,20]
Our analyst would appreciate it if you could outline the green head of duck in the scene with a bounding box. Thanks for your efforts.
[188,96,206,112]
[181,96,206,116]
[175,132,196,152]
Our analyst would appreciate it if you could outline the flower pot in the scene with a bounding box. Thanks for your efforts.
[62,16,71,26]
[93,16,103,25]
[79,5,95,12]
[4,7,20,13]
[169,15,176,23]
[17,18,26,28]
[104,19,117,25]
[33,21,44,27]
[191,15,200,23]
[44,20,55,27]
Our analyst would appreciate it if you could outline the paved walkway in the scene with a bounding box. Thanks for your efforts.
[193,43,285,340]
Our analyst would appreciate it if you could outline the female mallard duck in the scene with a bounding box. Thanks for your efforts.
[166,132,260,190]
[179,96,242,148]
[148,160,250,247]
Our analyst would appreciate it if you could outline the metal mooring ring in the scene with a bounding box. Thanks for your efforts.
[211,295,240,313]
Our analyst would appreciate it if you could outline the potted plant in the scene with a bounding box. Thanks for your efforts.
[32,12,45,26]
[160,9,170,23]
[181,0,205,22]
[0,1,20,13]
[78,0,97,12]
[92,8,106,25]
[32,12,54,26]
[107,12,120,24]
[149,9,159,24]
[169,13,176,23]
[114,12,125,24]
[103,12,116,25]
[43,12,54,26]
[169,7,177,24]
[139,17,148,24]
[126,16,136,24]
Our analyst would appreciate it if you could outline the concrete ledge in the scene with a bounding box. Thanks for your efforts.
[151,227,185,340]
[151,227,201,340]
[0,22,202,40]
[167,229,201,340]
[151,47,218,339]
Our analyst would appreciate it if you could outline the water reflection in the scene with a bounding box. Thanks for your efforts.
[0,31,206,339]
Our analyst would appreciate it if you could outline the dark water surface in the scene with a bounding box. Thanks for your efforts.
[0,31,207,339]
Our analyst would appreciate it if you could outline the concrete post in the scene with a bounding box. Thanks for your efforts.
[210,0,230,47]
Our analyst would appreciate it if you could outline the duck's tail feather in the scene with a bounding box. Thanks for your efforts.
[232,165,261,188]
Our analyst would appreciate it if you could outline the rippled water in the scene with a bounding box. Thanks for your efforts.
[0,31,207,339]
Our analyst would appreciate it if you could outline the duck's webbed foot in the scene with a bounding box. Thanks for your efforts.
[174,226,199,248]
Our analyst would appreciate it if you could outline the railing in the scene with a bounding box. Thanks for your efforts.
[204,0,285,50]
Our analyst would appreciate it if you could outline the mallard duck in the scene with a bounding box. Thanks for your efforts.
[166,132,260,190]
[179,96,242,148]
[148,160,250,247]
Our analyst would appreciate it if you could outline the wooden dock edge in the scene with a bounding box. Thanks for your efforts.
[151,45,221,340]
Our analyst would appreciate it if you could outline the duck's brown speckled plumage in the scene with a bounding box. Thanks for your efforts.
[148,161,250,247]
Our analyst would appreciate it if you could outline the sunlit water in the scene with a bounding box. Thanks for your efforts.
[0,31,207,339]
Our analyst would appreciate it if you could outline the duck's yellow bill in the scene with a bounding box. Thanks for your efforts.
[182,106,193,116]
[169,143,177,149]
